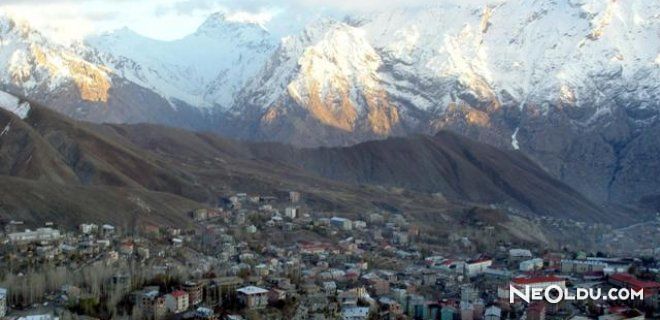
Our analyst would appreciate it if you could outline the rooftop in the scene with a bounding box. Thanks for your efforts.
[171,290,187,298]
[511,276,564,285]
[237,286,269,295]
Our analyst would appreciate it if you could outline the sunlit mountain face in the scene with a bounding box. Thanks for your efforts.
[0,0,659,208]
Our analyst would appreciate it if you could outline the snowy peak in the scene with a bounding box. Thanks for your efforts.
[84,11,277,109]
[287,22,397,132]
[0,12,112,103]
[195,12,268,38]
[237,19,402,139]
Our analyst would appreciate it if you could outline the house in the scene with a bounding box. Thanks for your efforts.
[79,223,98,234]
[101,224,116,237]
[341,306,370,320]
[331,217,353,230]
[165,290,189,313]
[236,286,269,309]
[464,258,492,277]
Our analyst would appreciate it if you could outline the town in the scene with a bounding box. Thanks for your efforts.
[0,191,657,320]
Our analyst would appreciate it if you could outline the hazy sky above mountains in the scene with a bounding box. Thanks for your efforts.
[0,0,449,42]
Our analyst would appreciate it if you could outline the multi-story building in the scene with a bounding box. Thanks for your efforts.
[183,281,203,306]
[139,290,166,320]
[165,290,189,314]
[609,273,660,309]
[285,207,298,219]
[236,286,269,309]
[8,228,61,244]
[560,259,607,274]
[204,277,243,307]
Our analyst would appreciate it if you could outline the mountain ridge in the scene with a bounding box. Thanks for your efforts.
[0,91,629,226]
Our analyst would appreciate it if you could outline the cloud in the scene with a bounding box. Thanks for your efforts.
[0,0,478,43]
[0,2,97,43]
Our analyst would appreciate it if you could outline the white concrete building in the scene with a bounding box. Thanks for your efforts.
[8,228,61,244]
[464,259,492,277]
[285,207,298,219]
[519,258,544,271]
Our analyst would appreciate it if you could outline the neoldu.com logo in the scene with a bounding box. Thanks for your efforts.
[510,285,644,304]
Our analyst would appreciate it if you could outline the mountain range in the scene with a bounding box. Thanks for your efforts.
[0,0,659,213]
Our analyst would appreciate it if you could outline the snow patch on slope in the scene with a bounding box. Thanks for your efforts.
[0,90,30,119]
[1,122,10,136]
[511,127,520,150]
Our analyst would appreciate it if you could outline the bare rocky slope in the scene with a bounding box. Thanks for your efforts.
[1,93,634,227]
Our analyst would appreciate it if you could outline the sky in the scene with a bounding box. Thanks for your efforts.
[0,0,441,43]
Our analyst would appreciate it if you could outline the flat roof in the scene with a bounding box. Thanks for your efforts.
[237,286,269,295]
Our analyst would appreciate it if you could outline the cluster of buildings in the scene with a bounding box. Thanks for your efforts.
[0,191,657,320]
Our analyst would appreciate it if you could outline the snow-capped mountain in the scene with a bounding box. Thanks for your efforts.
[0,0,659,206]
[85,12,277,109]
[0,13,112,103]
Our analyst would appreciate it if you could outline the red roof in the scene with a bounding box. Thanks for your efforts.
[441,259,455,266]
[171,290,187,298]
[467,258,492,264]
[610,273,660,290]
[512,276,564,285]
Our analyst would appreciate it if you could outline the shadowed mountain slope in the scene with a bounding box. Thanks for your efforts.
[0,97,631,226]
